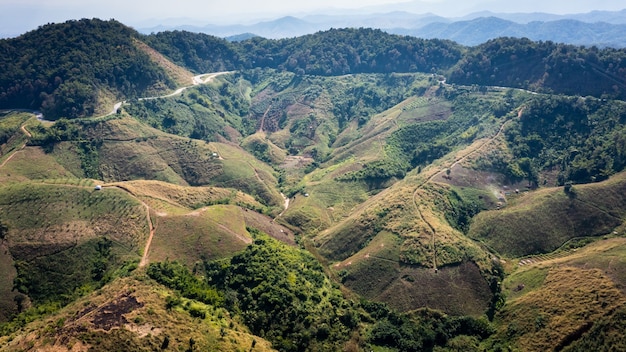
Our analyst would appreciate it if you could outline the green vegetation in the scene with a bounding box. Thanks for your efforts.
[504,95,626,184]
[3,19,626,351]
[449,37,626,100]
[147,261,223,307]
[124,82,248,141]
[469,173,626,257]
[205,231,355,351]
[145,232,498,351]
[0,19,175,119]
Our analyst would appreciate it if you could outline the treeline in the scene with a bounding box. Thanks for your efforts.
[147,232,498,352]
[3,18,626,120]
[0,19,175,119]
[143,28,463,76]
[448,37,626,99]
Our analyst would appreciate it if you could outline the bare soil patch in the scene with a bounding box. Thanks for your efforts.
[433,164,534,206]
[91,293,143,331]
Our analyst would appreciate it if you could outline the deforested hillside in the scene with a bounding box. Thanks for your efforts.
[2,18,626,352]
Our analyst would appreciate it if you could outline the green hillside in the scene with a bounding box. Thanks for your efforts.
[1,18,626,352]
[469,173,626,257]
[0,19,178,119]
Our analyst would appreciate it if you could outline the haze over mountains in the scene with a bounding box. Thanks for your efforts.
[137,9,626,48]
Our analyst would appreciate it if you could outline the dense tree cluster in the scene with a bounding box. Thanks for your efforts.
[0,19,174,119]
[449,37,626,99]
[142,30,241,74]
[205,232,355,351]
[505,95,626,184]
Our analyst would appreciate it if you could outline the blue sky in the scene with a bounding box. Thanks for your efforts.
[1,0,624,36]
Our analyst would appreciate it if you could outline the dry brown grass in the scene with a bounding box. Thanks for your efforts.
[148,205,251,266]
[496,266,626,352]
[0,146,76,184]
[133,38,195,87]
[110,180,262,212]
[0,275,276,351]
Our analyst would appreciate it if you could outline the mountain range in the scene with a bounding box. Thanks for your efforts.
[138,9,626,47]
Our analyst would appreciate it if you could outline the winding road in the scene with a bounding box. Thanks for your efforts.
[96,71,233,118]
[0,72,235,268]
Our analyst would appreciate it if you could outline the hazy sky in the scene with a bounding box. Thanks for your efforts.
[1,0,625,36]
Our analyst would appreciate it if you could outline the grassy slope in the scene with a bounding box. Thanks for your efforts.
[0,241,18,322]
[52,115,284,208]
[0,180,147,311]
[106,180,294,267]
[0,275,275,352]
[304,90,510,315]
[491,237,626,351]
[469,171,626,258]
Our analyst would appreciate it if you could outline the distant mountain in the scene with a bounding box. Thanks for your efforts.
[398,17,626,47]
[137,9,626,47]
[138,12,450,39]
[141,16,320,39]
[459,9,626,24]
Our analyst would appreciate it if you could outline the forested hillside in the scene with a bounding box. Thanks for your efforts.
[448,37,626,99]
[2,20,626,120]
[0,19,176,119]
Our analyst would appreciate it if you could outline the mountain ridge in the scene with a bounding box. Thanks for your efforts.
[136,9,626,47]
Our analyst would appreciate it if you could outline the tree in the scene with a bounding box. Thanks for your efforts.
[0,220,7,239]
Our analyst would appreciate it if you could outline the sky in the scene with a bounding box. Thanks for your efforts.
[1,0,625,36]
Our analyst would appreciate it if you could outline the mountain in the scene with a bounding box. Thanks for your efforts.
[136,9,626,48]
[1,19,626,351]
[138,12,451,39]
[403,17,626,47]
[459,9,626,24]
[0,19,184,120]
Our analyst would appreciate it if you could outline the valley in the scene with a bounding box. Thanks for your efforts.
[0,18,625,351]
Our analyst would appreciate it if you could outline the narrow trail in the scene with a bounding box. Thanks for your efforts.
[411,111,516,272]
[0,121,33,168]
[276,193,290,219]
[139,203,155,268]
[102,185,155,268]
[258,104,271,133]
[0,148,21,168]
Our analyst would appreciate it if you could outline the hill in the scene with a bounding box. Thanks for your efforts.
[469,172,626,258]
[2,18,626,351]
[0,19,186,119]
